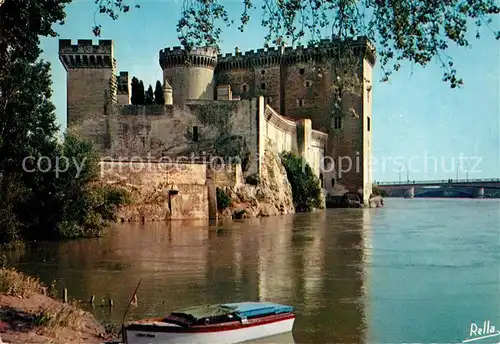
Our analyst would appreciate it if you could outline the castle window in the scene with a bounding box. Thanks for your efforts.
[331,178,336,187]
[261,70,265,75]
[333,117,342,129]
[305,80,311,87]
[192,126,199,141]
[298,99,304,107]
[242,84,248,93]
[367,117,371,131]
[261,83,266,90]
[319,173,324,188]
[299,68,305,75]
[266,97,272,104]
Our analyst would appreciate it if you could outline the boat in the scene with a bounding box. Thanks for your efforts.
[121,301,295,344]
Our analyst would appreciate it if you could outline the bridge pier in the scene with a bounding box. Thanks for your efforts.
[474,187,485,198]
[404,187,414,199]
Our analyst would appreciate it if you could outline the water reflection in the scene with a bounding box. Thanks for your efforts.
[9,209,371,343]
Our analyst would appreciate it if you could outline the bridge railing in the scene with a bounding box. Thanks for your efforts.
[375,178,500,186]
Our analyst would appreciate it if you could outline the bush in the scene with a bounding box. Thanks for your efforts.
[1,133,132,244]
[279,152,322,212]
[216,188,231,210]
[0,267,41,298]
[372,185,387,197]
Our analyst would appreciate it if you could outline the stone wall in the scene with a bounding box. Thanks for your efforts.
[99,161,243,221]
[263,104,297,153]
[262,103,328,185]
[103,99,260,176]
[99,161,208,220]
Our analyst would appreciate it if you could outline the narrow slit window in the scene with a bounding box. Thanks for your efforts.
[193,126,199,141]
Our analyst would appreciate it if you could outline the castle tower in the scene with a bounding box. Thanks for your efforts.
[213,37,376,205]
[164,79,173,105]
[159,47,218,105]
[58,39,117,150]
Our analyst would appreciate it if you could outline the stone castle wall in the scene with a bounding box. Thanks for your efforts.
[59,36,375,205]
[103,99,261,176]
[99,161,243,220]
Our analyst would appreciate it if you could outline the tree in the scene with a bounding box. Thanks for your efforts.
[154,80,165,105]
[279,152,322,212]
[138,80,145,105]
[92,0,499,89]
[130,76,140,105]
[145,84,154,105]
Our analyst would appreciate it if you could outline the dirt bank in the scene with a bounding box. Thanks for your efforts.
[0,268,111,344]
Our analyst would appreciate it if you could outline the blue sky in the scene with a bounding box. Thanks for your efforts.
[39,1,500,182]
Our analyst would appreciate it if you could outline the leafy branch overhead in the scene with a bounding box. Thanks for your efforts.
[92,0,499,88]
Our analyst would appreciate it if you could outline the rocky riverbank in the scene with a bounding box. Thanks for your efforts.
[217,147,296,219]
[0,268,110,344]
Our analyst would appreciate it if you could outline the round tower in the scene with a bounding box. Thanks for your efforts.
[159,47,218,105]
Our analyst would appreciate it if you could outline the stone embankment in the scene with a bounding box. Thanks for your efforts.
[100,146,296,221]
[217,148,295,219]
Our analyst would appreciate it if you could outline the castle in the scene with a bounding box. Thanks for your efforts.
[58,37,375,205]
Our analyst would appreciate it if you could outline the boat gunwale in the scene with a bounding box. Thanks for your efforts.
[124,312,295,334]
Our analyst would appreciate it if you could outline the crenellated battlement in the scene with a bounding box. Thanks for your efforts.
[159,47,218,70]
[216,36,376,70]
[59,39,115,70]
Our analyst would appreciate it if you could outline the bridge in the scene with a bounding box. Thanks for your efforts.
[374,178,500,198]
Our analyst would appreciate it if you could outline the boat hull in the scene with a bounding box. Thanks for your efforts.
[124,316,295,344]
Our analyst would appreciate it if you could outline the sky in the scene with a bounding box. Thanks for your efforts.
[39,0,500,182]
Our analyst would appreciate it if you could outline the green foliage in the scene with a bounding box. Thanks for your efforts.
[216,188,231,210]
[130,77,140,105]
[372,185,387,197]
[279,151,322,212]
[154,80,165,105]
[138,81,145,104]
[93,0,499,88]
[145,84,154,105]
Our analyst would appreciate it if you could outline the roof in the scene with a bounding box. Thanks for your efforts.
[170,302,293,321]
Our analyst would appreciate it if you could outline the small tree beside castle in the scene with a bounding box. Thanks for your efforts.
[131,78,165,105]
[154,80,165,104]
[145,85,154,105]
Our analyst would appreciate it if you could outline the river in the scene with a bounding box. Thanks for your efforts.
[7,198,500,343]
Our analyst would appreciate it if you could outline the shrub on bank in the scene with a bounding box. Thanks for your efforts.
[0,134,132,244]
[216,188,232,210]
[0,267,41,298]
[279,152,322,212]
[372,185,387,197]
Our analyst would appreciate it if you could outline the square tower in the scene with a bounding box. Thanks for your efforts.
[59,39,117,150]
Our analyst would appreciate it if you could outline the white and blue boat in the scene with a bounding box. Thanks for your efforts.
[122,301,295,344]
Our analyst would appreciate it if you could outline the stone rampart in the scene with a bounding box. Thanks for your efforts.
[216,36,376,70]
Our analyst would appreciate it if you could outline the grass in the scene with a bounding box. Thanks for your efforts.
[0,267,97,337]
[0,267,41,298]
